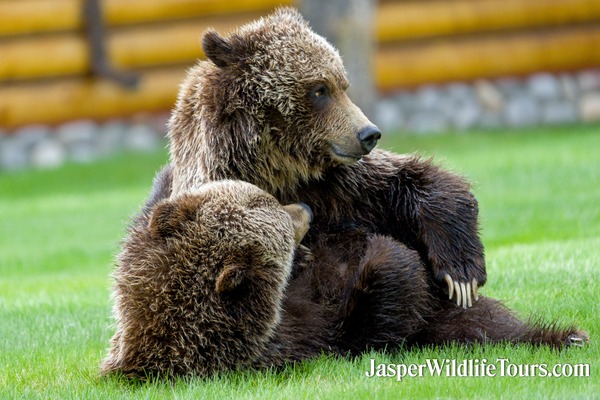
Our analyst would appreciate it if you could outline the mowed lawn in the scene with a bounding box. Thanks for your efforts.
[0,125,598,399]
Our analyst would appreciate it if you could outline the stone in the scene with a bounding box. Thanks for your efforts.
[559,74,579,101]
[577,69,600,92]
[0,130,5,160]
[0,136,29,170]
[504,93,541,127]
[394,91,417,112]
[124,124,160,152]
[446,82,475,102]
[97,120,127,156]
[56,119,99,163]
[528,73,562,100]
[375,97,404,131]
[0,125,51,170]
[13,125,51,147]
[448,97,482,130]
[415,85,445,111]
[495,77,523,97]
[56,120,98,143]
[149,113,170,137]
[30,138,66,169]
[407,111,449,134]
[541,100,577,125]
[475,80,504,112]
[579,93,600,122]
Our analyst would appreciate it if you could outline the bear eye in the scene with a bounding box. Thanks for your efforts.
[309,84,330,108]
[311,84,328,98]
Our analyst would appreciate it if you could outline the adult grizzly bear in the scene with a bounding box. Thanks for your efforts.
[101,179,586,379]
[166,7,482,308]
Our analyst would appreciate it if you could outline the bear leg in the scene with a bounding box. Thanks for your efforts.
[336,235,433,354]
[410,297,589,349]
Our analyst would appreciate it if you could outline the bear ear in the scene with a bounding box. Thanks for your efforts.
[202,30,240,68]
[282,203,313,245]
[215,264,247,294]
[148,201,180,238]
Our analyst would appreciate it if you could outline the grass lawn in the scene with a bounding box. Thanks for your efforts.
[1,124,598,399]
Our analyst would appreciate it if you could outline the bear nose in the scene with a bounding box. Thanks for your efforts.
[357,124,381,153]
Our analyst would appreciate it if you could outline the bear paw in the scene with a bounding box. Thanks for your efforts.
[444,274,479,309]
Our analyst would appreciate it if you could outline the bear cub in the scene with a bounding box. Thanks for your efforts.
[101,180,313,379]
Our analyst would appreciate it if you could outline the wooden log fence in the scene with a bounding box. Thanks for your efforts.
[2,0,600,128]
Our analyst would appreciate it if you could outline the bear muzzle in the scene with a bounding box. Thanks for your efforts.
[328,124,381,163]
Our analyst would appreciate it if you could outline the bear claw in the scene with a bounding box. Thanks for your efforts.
[567,332,589,347]
[445,274,478,308]
[569,337,585,347]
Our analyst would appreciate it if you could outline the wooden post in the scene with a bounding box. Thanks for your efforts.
[299,0,377,119]
[83,0,139,87]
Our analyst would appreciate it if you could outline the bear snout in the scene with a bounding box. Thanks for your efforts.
[328,124,381,164]
[357,124,381,154]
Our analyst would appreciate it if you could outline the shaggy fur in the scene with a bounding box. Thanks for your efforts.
[102,177,587,379]
[166,7,484,304]
[101,181,304,378]
[101,6,589,380]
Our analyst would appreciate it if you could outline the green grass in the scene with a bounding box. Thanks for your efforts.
[1,125,598,399]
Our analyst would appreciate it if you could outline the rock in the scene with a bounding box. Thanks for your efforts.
[14,125,51,147]
[394,91,417,112]
[446,82,474,102]
[56,120,99,163]
[56,120,97,143]
[541,100,577,125]
[579,93,600,122]
[528,73,562,100]
[0,136,29,170]
[30,138,66,169]
[149,113,170,137]
[448,96,482,130]
[577,69,600,92]
[97,120,127,156]
[504,93,540,127]
[415,85,445,111]
[407,111,449,134]
[559,74,579,101]
[496,77,522,97]
[475,80,504,112]
[124,124,160,152]
[375,97,404,131]
[445,83,481,130]
[0,130,5,163]
[0,125,51,170]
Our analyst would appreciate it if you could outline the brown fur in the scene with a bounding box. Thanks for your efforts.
[163,6,585,349]
[102,177,586,379]
[104,7,587,379]
[101,181,306,379]
[167,7,484,295]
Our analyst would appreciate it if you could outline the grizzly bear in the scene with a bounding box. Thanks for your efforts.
[166,7,483,308]
[101,177,586,379]
[100,180,315,378]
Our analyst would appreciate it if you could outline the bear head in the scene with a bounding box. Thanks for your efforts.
[168,7,381,196]
[101,180,312,378]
